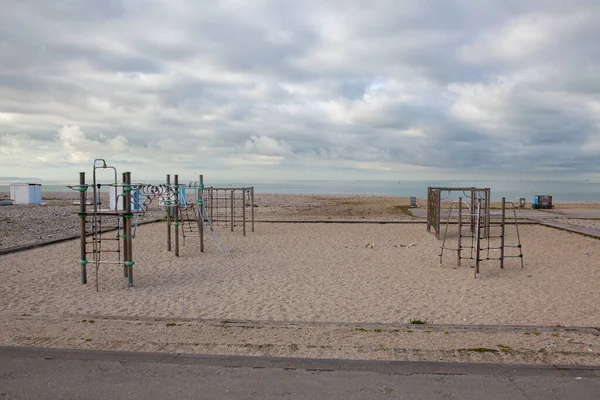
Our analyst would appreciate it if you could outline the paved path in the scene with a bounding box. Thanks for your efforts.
[534,219,600,239]
[1,347,599,399]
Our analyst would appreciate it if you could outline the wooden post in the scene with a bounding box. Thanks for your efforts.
[457,197,462,266]
[210,189,213,227]
[242,189,246,237]
[79,172,87,284]
[230,190,234,232]
[198,175,204,252]
[251,187,255,233]
[174,174,180,257]
[500,197,505,269]
[166,174,171,252]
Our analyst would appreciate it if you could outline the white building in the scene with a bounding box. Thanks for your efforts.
[9,183,42,204]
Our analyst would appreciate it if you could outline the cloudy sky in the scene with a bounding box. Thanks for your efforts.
[1,0,599,182]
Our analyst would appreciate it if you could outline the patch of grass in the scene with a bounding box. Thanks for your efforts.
[166,323,176,327]
[355,327,368,332]
[410,319,427,325]
[444,331,449,335]
[406,330,413,333]
[87,320,95,323]
[373,328,382,333]
[85,338,93,342]
[533,330,541,336]
[524,332,531,335]
[552,333,560,337]
[497,344,513,352]
[458,347,499,353]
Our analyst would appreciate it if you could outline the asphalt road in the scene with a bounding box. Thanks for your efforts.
[1,347,599,399]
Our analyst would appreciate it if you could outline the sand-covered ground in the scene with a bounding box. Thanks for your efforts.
[2,192,600,365]
[1,222,598,327]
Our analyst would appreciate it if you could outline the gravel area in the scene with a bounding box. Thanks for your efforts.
[0,191,164,250]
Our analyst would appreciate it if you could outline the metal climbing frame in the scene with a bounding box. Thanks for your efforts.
[69,159,135,291]
[439,197,524,278]
[202,187,254,236]
[427,187,490,239]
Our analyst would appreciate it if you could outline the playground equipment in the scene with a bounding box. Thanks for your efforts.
[68,159,136,291]
[427,187,490,239]
[202,186,255,236]
[68,160,244,290]
[439,197,524,278]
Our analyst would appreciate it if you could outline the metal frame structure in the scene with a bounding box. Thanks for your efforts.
[427,187,490,239]
[70,159,136,291]
[70,160,248,290]
[439,197,524,278]
[202,187,255,236]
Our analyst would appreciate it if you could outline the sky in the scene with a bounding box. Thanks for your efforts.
[1,0,599,182]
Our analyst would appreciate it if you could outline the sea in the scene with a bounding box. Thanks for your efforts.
[1,180,599,203]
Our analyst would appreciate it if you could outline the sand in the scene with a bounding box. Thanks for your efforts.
[2,193,600,365]
[0,222,598,326]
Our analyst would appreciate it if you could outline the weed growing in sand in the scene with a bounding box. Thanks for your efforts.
[497,344,513,352]
[409,319,427,325]
[85,338,93,342]
[166,323,176,327]
[406,330,413,333]
[458,348,499,353]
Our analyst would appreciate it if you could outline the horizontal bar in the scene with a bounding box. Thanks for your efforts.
[504,255,523,258]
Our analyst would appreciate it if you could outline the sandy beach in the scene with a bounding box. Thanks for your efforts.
[1,192,600,365]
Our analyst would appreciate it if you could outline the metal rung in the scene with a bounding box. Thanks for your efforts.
[504,255,523,258]
[504,245,521,248]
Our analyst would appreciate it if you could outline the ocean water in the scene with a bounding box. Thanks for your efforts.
[1,180,599,202]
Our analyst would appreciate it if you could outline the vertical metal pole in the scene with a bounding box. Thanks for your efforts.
[122,172,129,278]
[174,175,180,257]
[125,172,133,287]
[457,196,462,267]
[198,175,204,252]
[435,189,441,239]
[251,186,255,233]
[210,189,213,226]
[475,199,481,277]
[79,172,87,284]
[242,189,247,237]
[166,174,171,252]
[500,197,506,269]
[486,189,491,238]
[230,190,234,232]
[426,187,431,233]
[470,188,475,234]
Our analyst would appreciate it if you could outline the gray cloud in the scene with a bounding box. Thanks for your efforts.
[1,0,599,181]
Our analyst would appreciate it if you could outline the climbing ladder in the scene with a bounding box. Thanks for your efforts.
[439,197,524,278]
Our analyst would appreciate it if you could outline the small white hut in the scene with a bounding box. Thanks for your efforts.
[9,183,42,204]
